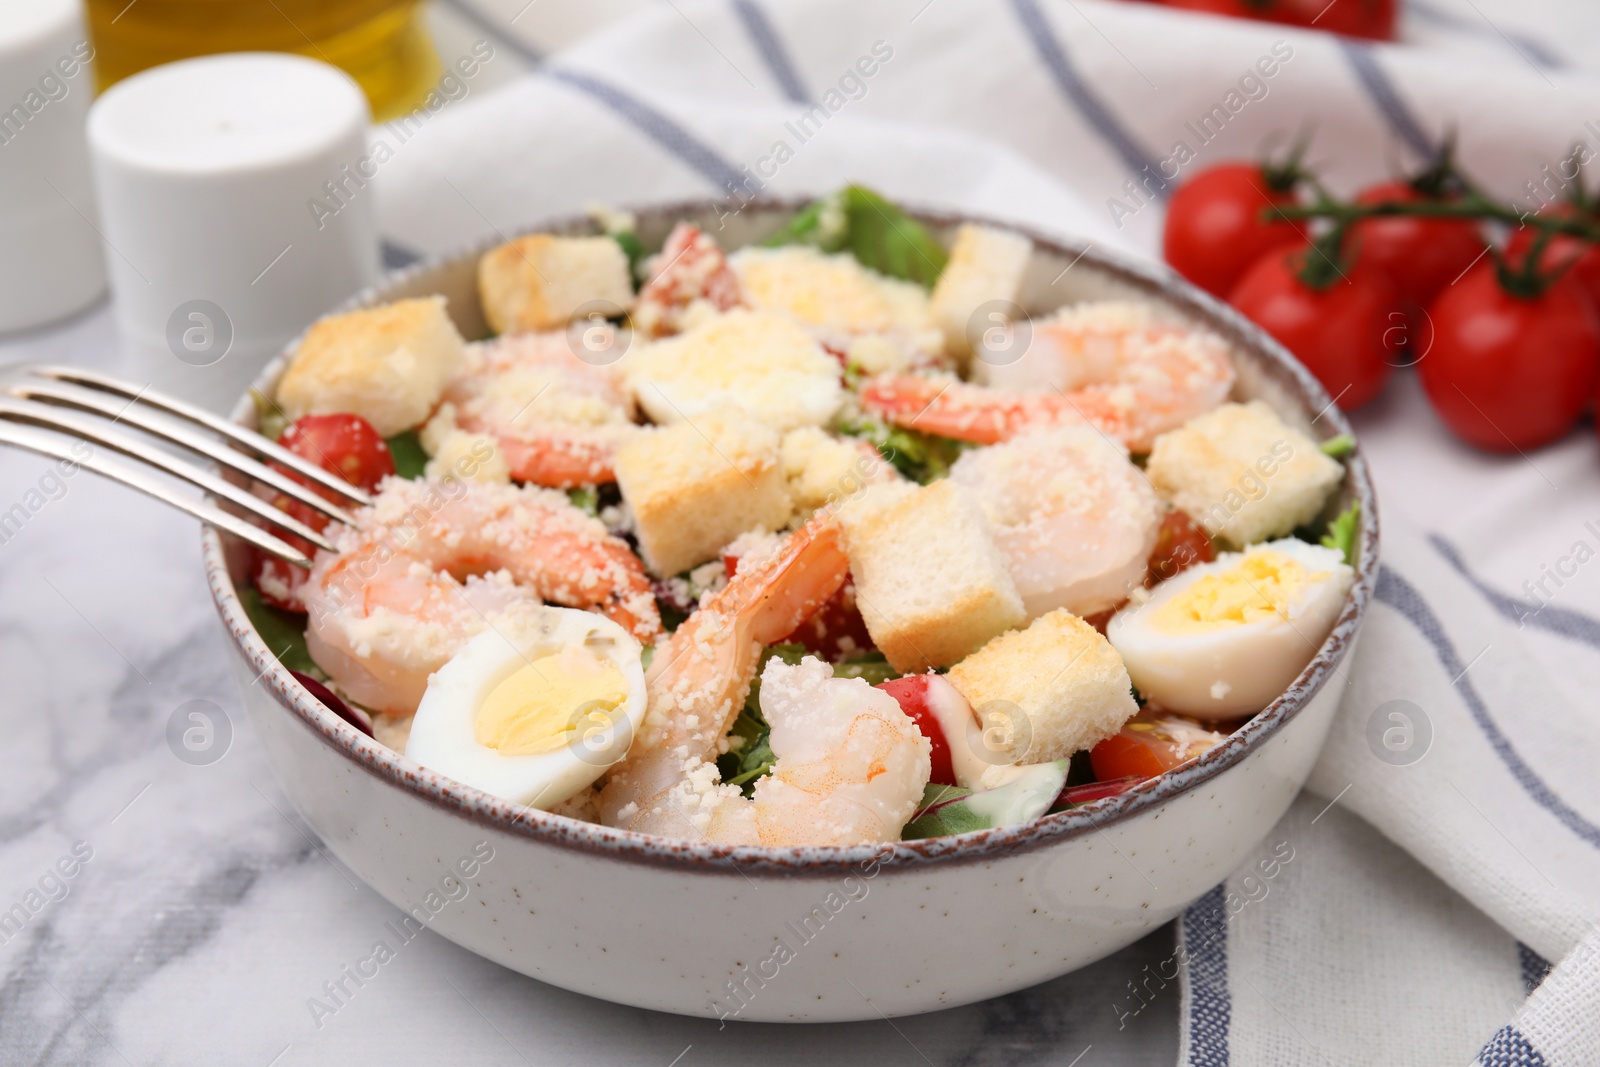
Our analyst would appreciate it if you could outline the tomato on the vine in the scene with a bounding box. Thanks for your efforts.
[1227,242,1397,409]
[1163,162,1302,298]
[1418,261,1600,452]
[1505,200,1600,312]
[1352,180,1487,308]
[252,414,395,612]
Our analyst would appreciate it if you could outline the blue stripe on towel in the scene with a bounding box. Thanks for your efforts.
[1476,1025,1548,1066]
[1377,566,1600,849]
[1517,942,1553,996]
[381,240,421,270]
[1008,0,1169,198]
[1337,39,1435,160]
[1429,534,1600,653]
[730,0,811,103]
[547,69,747,192]
[1408,1,1565,71]
[1183,884,1231,1066]
[433,0,546,66]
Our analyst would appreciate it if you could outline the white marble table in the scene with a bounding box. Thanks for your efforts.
[0,302,1178,1065]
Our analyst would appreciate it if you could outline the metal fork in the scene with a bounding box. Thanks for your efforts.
[0,364,372,567]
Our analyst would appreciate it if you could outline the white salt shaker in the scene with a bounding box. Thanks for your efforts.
[88,53,381,410]
[0,0,106,333]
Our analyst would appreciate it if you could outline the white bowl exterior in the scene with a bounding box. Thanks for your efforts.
[229,627,1352,1022]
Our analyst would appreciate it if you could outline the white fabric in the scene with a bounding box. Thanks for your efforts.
[380,2,1600,1061]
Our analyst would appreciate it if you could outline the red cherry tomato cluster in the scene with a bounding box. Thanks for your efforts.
[253,413,395,612]
[1141,0,1396,40]
[1163,148,1600,452]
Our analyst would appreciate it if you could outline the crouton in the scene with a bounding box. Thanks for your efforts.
[1146,401,1344,549]
[276,296,465,437]
[840,480,1025,673]
[614,409,791,576]
[781,426,898,518]
[931,223,1033,362]
[478,234,633,335]
[627,309,842,432]
[947,610,1136,764]
[731,246,937,338]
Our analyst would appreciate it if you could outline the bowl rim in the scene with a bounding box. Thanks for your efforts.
[201,195,1380,878]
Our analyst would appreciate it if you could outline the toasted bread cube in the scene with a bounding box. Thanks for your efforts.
[947,610,1136,764]
[931,223,1033,362]
[841,480,1025,673]
[1147,401,1344,549]
[478,234,633,335]
[615,409,791,576]
[276,296,465,437]
[781,427,899,518]
[627,309,843,432]
[731,246,937,336]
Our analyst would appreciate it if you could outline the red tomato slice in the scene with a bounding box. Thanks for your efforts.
[252,414,395,612]
[1090,712,1227,783]
[877,675,958,787]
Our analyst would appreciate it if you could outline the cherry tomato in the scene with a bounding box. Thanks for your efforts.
[252,414,395,612]
[876,675,958,787]
[1153,0,1395,39]
[1147,509,1216,585]
[1228,242,1397,409]
[1418,262,1600,451]
[1089,713,1226,782]
[278,414,395,492]
[1351,181,1487,308]
[1505,202,1600,312]
[1163,163,1301,298]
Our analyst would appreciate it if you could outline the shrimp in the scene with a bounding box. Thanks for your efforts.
[860,302,1234,452]
[632,222,745,337]
[700,656,932,847]
[596,513,850,837]
[305,477,660,716]
[433,331,638,488]
[949,426,1162,618]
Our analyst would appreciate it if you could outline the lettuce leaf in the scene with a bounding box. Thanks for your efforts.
[1321,500,1360,566]
[901,761,1070,840]
[764,185,948,288]
[385,430,428,480]
[714,644,808,795]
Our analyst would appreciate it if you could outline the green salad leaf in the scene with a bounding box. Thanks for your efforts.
[833,650,900,686]
[250,389,289,442]
[238,587,322,678]
[1321,501,1361,565]
[566,485,600,517]
[901,761,1070,840]
[835,415,968,485]
[385,430,429,480]
[1319,433,1356,459]
[714,644,809,795]
[611,230,649,287]
[764,185,948,288]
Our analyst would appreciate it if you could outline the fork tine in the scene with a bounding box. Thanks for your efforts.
[0,398,338,552]
[8,376,361,528]
[0,420,313,567]
[21,364,373,506]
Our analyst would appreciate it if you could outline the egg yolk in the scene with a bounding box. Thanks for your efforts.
[1151,550,1322,633]
[474,645,627,756]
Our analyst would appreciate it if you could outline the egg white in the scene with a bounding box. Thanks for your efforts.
[1106,538,1353,719]
[404,607,647,809]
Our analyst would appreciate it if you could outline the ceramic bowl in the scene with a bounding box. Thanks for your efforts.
[201,199,1378,1022]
